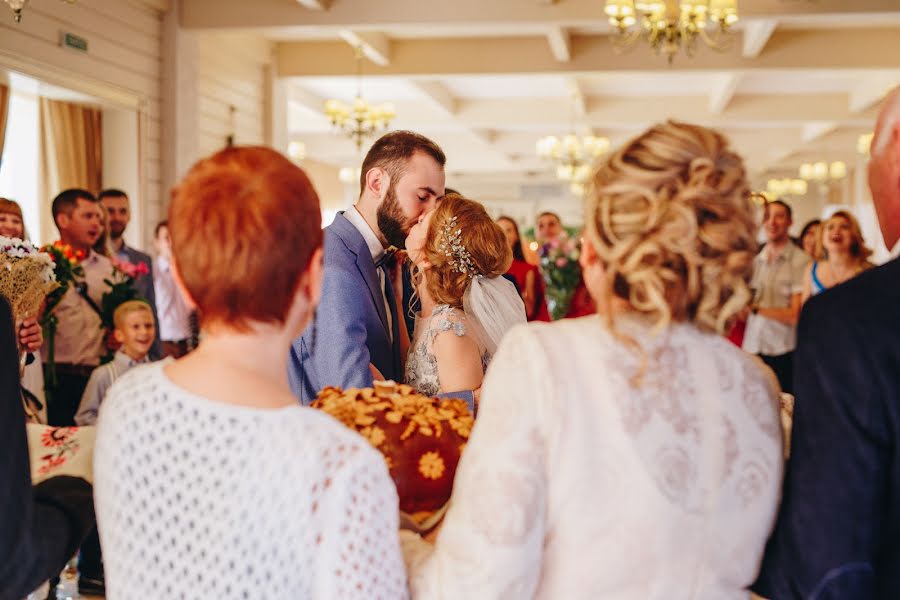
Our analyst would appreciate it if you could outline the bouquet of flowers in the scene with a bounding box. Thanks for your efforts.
[0,236,59,325]
[538,233,582,319]
[39,242,86,387]
[99,257,148,362]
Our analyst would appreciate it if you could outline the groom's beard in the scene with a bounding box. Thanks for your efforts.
[377,184,408,249]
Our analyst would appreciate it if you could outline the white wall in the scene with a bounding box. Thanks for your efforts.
[101,107,142,248]
[0,0,164,250]
[195,33,272,157]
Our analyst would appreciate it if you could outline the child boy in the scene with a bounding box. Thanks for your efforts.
[74,300,155,426]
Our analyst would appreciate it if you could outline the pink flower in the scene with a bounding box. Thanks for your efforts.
[555,257,568,267]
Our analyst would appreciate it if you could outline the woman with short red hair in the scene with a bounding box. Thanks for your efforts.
[93,147,408,599]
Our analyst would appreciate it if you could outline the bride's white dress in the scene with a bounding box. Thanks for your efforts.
[402,316,783,599]
[404,304,486,396]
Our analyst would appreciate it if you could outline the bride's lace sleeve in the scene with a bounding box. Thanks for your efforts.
[401,324,551,599]
[317,447,410,599]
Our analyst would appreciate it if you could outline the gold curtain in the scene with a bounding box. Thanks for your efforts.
[0,84,9,172]
[39,97,102,195]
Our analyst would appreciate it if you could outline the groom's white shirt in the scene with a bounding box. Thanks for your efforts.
[344,206,393,341]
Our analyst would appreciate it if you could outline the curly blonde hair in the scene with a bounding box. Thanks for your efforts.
[585,120,758,336]
[421,194,512,308]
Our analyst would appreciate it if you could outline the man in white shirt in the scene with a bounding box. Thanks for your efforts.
[741,199,810,394]
[152,221,193,358]
[42,189,119,427]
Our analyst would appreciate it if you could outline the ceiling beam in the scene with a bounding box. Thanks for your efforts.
[412,81,458,115]
[338,30,392,66]
[742,19,778,58]
[547,27,571,63]
[566,77,587,119]
[801,121,838,143]
[286,93,875,131]
[277,28,900,76]
[288,85,328,114]
[295,0,331,10]
[709,73,742,114]
[181,0,900,30]
[849,75,900,113]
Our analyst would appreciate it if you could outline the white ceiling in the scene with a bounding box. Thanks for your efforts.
[180,0,900,206]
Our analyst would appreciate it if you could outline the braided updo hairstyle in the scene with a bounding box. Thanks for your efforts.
[422,194,512,308]
[585,120,758,336]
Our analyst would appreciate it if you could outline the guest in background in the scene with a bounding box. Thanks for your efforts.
[94,146,408,599]
[402,121,782,598]
[797,218,821,259]
[152,220,193,359]
[43,189,116,426]
[800,210,874,304]
[0,197,26,238]
[100,189,160,358]
[75,300,154,426]
[741,199,810,394]
[535,210,563,244]
[0,198,46,418]
[497,216,550,321]
[753,86,900,600]
[0,295,95,600]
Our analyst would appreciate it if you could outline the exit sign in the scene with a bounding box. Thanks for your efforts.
[61,32,88,53]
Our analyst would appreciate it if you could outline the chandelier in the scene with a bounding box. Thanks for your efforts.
[604,0,738,63]
[324,46,395,151]
[5,0,75,22]
[536,134,610,189]
[799,161,846,182]
[858,133,873,155]
[765,178,807,199]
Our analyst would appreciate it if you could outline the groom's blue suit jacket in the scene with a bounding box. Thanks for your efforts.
[289,212,401,405]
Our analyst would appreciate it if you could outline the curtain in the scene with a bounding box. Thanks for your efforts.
[39,97,102,196]
[0,83,9,173]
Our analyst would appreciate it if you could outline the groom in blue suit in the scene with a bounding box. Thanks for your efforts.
[289,131,446,404]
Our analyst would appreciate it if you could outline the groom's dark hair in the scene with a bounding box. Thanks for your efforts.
[359,131,446,197]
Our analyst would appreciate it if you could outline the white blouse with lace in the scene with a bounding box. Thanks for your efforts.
[93,361,408,600]
[402,316,783,600]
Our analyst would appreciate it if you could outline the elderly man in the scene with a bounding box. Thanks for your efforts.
[753,88,900,598]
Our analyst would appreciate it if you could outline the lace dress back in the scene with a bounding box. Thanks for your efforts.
[93,361,408,599]
[405,304,485,396]
[402,316,784,599]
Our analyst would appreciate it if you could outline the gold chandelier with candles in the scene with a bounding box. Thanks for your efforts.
[324,46,395,151]
[604,0,739,63]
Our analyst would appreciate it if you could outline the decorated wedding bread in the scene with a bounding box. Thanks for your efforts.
[312,380,474,528]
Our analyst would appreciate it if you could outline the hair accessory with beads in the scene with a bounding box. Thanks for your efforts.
[437,215,478,277]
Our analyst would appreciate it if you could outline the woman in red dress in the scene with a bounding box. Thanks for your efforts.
[497,216,550,321]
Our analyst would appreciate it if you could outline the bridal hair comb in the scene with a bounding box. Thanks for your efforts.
[437,215,478,277]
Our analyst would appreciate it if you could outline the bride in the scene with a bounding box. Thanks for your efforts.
[403,194,525,402]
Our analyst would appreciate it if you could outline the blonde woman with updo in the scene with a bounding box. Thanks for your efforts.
[800,209,874,304]
[401,122,783,599]
[403,194,526,400]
